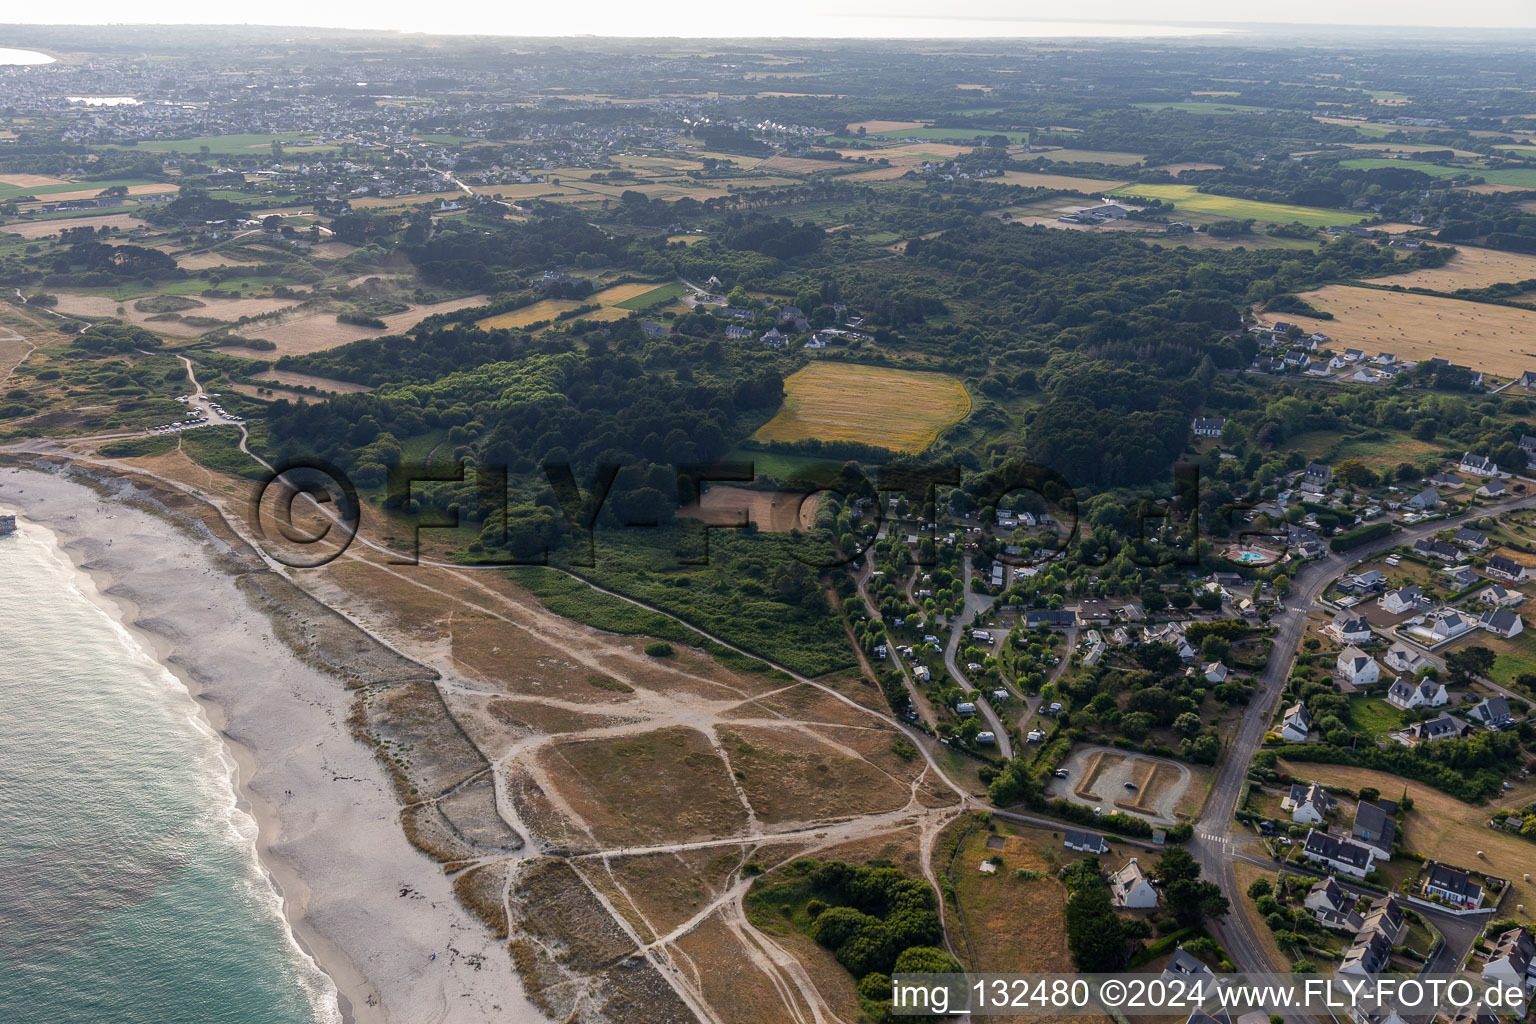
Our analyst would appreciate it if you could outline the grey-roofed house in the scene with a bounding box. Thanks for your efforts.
[1025,609,1076,630]
[1481,926,1536,990]
[1383,642,1428,675]
[1339,928,1393,976]
[1351,803,1397,857]
[1305,877,1364,931]
[1478,607,1524,638]
[1380,585,1425,614]
[1405,715,1468,744]
[1385,675,1446,711]
[1455,527,1489,551]
[1302,830,1376,877]
[1487,555,1529,582]
[1467,696,1514,730]
[1331,612,1372,643]
[1285,782,1336,823]
[1423,863,1483,909]
[1406,488,1441,511]
[1063,829,1109,854]
[1413,537,1456,561]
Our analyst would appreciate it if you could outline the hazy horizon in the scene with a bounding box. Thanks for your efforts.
[3,0,1536,38]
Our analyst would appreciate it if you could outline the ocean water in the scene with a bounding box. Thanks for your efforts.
[0,48,55,66]
[0,519,338,1024]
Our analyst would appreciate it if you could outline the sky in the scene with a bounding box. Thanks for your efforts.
[4,0,1536,36]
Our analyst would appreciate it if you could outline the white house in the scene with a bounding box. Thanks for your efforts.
[1302,830,1376,878]
[1383,642,1428,675]
[1467,696,1515,730]
[1192,417,1225,438]
[1280,702,1313,742]
[1487,555,1530,583]
[1305,877,1364,931]
[1385,675,1447,711]
[1109,858,1160,908]
[1331,611,1373,643]
[1479,607,1524,638]
[1284,781,1336,824]
[1423,863,1483,909]
[1481,926,1536,992]
[1337,646,1381,686]
[1380,585,1424,614]
[1478,584,1524,608]
[1063,829,1109,854]
[1459,453,1504,478]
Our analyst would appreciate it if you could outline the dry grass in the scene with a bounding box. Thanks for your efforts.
[478,298,580,329]
[540,726,750,846]
[0,172,68,187]
[994,171,1129,192]
[678,484,820,532]
[839,165,914,181]
[250,369,371,393]
[1266,285,1536,378]
[0,212,145,239]
[1367,246,1536,291]
[752,362,971,453]
[848,119,927,133]
[235,294,487,356]
[21,183,178,203]
[943,821,1108,1024]
[1278,759,1536,913]
[717,724,911,824]
[51,291,299,337]
[345,190,465,210]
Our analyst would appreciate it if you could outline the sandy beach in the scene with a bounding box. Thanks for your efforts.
[0,464,537,1024]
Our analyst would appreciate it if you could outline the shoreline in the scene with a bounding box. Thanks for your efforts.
[0,464,534,1024]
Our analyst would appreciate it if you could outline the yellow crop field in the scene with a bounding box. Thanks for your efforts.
[1264,285,1536,378]
[478,298,580,329]
[752,362,971,453]
[1367,245,1536,291]
[588,282,661,304]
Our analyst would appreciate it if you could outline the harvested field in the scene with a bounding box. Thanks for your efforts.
[588,281,663,305]
[250,369,371,393]
[758,154,851,174]
[20,183,178,203]
[0,173,68,188]
[847,119,928,133]
[1278,759,1536,913]
[752,361,971,454]
[0,212,144,239]
[477,298,580,329]
[345,190,466,209]
[994,170,1128,192]
[678,484,821,532]
[1261,285,1536,378]
[235,294,488,356]
[839,164,914,181]
[1367,245,1536,291]
[836,142,971,166]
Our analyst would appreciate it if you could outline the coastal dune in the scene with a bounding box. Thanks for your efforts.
[0,463,539,1024]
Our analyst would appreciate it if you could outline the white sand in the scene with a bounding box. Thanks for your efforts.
[0,467,538,1024]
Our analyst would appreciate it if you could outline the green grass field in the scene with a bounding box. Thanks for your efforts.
[1132,102,1271,115]
[114,133,342,154]
[1338,158,1536,188]
[1107,183,1364,227]
[1347,696,1405,738]
[0,178,165,203]
[615,281,688,310]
